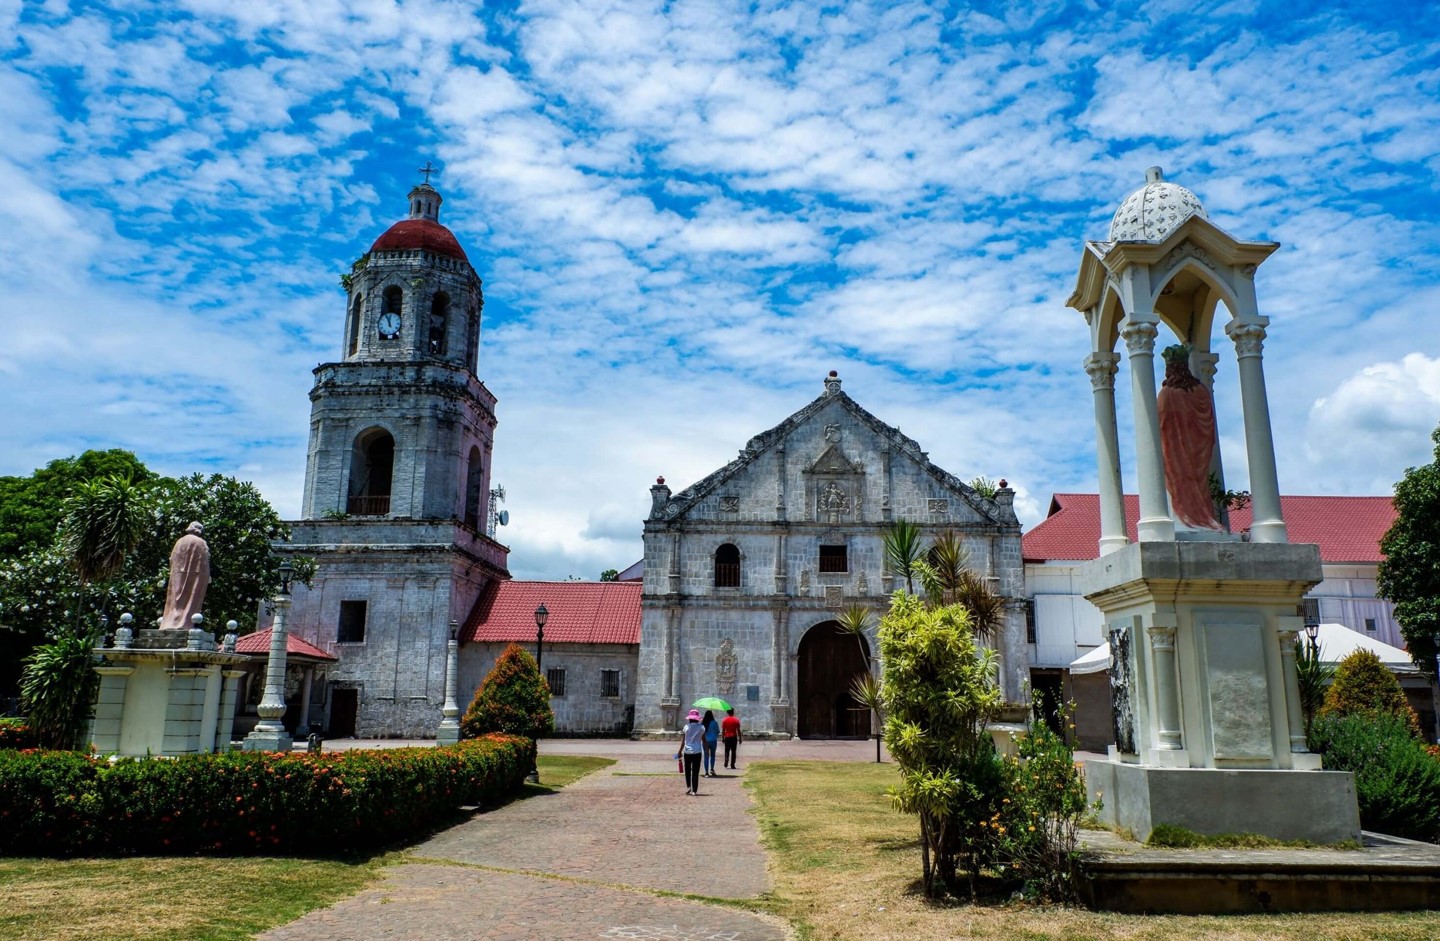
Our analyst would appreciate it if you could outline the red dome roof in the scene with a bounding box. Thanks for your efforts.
[369,219,469,263]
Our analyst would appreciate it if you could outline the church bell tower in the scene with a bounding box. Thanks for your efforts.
[277,169,510,738]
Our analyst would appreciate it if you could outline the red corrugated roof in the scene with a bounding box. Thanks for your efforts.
[369,218,469,262]
[463,580,642,645]
[235,628,338,662]
[1022,494,1396,564]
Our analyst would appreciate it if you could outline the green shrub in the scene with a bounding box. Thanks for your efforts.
[0,734,533,857]
[0,719,38,750]
[19,629,101,750]
[461,643,554,741]
[1318,649,1420,737]
[1310,712,1440,842]
[991,710,1091,901]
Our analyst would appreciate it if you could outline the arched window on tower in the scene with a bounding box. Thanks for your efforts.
[464,446,484,529]
[429,291,450,356]
[714,543,741,588]
[348,428,395,516]
[347,292,364,357]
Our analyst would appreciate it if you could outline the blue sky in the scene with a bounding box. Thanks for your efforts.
[2,0,1438,580]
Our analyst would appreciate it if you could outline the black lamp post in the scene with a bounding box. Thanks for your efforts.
[527,603,549,784]
[1303,608,1320,660]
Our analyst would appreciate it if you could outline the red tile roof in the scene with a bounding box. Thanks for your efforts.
[463,580,642,646]
[235,628,338,662]
[1022,494,1396,564]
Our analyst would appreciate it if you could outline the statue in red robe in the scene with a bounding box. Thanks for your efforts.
[1157,346,1224,531]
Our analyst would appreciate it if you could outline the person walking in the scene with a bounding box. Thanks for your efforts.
[679,709,705,795]
[721,708,742,770]
[701,709,720,777]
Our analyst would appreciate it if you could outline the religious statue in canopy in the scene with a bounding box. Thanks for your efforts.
[159,521,211,629]
[1157,345,1225,531]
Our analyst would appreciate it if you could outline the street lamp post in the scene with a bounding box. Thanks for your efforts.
[527,603,549,784]
[1303,608,1320,660]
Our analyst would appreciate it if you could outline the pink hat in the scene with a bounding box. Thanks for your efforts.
[686,709,701,722]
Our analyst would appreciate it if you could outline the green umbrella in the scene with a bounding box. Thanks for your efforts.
[692,696,732,712]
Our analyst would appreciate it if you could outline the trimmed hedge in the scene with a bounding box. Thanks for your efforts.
[0,733,533,857]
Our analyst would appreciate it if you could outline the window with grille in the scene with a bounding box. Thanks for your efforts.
[819,544,848,573]
[714,543,741,587]
[546,668,566,697]
[600,669,621,698]
[338,600,367,643]
[1365,618,1377,633]
[1025,600,1037,644]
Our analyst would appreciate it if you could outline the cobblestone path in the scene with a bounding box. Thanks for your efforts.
[261,754,787,941]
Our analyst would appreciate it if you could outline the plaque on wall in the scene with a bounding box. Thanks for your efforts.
[1198,616,1275,760]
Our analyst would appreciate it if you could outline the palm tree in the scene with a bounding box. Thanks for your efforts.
[915,531,1006,640]
[883,519,925,595]
[58,474,150,587]
[837,605,884,760]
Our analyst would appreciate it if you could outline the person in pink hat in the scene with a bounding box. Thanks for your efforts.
[679,709,706,795]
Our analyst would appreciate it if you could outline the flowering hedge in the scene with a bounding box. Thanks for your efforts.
[0,733,533,857]
[0,720,38,750]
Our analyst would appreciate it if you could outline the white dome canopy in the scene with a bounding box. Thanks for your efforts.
[1108,166,1208,242]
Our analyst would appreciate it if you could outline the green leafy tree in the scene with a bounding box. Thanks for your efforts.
[881,591,1001,898]
[19,629,101,749]
[1378,423,1440,679]
[0,450,152,562]
[1318,648,1420,737]
[600,569,620,581]
[461,643,554,741]
[883,519,925,595]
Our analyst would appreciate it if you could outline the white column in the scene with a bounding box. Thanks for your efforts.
[437,619,461,746]
[1146,619,1183,752]
[1277,623,1308,754]
[297,666,314,733]
[1121,320,1175,542]
[1085,351,1128,554]
[1226,321,1287,543]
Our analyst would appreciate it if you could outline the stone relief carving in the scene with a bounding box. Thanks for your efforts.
[1109,624,1137,755]
[798,570,810,594]
[927,498,948,519]
[820,482,850,523]
[824,585,844,607]
[857,570,869,595]
[824,423,841,442]
[720,495,740,513]
[715,638,738,696]
[1163,240,1215,271]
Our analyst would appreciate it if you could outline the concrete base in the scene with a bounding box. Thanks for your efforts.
[242,727,294,753]
[1086,759,1361,844]
[89,646,248,757]
[436,723,460,746]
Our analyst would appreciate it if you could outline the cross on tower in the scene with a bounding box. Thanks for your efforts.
[418,161,438,185]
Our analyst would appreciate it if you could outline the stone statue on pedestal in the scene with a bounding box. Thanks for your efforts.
[160,522,211,630]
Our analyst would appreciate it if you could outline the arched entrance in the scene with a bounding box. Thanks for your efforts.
[797,620,871,740]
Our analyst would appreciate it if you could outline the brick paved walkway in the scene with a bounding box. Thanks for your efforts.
[261,753,787,941]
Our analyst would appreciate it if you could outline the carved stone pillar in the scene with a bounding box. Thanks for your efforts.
[1226,321,1287,544]
[775,440,787,520]
[1277,620,1308,754]
[1085,351,1127,554]
[1146,617,1183,754]
[1122,320,1175,542]
[771,605,791,735]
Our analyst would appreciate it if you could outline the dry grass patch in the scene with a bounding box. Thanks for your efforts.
[0,855,386,941]
[746,760,1440,941]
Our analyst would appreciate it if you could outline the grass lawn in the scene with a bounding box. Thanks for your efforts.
[0,752,613,941]
[746,759,1440,941]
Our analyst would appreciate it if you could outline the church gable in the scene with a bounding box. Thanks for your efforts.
[647,372,1011,528]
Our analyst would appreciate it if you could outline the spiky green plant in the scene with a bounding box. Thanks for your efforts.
[1294,637,1334,742]
[20,629,101,749]
[914,531,1005,639]
[57,474,150,586]
[883,519,925,595]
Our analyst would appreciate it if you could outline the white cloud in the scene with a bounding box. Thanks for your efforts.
[1306,353,1440,491]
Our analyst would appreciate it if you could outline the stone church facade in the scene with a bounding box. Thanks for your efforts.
[633,372,1026,738]
[269,181,511,738]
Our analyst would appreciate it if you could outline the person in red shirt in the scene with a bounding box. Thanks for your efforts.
[720,709,743,770]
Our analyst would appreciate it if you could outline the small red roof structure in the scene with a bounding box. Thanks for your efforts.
[369,219,470,263]
[1023,494,1396,564]
[463,580,642,645]
[235,628,338,662]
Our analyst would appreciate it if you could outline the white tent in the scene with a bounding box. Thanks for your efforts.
[1066,623,1419,675]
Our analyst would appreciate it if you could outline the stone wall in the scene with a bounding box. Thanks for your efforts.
[460,642,639,736]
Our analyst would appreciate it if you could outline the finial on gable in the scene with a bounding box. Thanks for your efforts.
[824,370,841,396]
